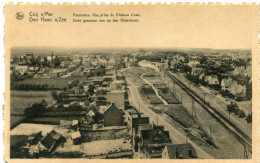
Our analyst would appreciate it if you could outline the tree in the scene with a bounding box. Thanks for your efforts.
[51,90,59,101]
[239,110,246,118]
[41,99,48,107]
[245,113,252,123]
[54,56,61,67]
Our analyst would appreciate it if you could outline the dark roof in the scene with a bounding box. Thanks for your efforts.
[41,130,62,151]
[104,103,124,114]
[97,96,106,101]
[96,100,107,107]
[49,130,62,140]
[41,134,56,150]
[141,125,171,145]
[116,76,125,80]
[103,77,113,82]
[144,146,164,158]
[165,143,197,159]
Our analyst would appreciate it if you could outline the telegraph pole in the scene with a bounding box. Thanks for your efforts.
[180,92,182,103]
[192,99,196,117]
[202,93,207,102]
[139,98,141,112]
[209,123,212,138]
[244,144,248,159]
[156,114,158,125]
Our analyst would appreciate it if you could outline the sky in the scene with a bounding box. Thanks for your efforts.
[4,5,258,50]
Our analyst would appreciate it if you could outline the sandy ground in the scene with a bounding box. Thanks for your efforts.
[55,138,131,156]
[11,123,59,136]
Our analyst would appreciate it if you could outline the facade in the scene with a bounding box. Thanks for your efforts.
[104,103,124,127]
[221,78,233,91]
[191,67,203,76]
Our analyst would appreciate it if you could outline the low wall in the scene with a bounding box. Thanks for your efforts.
[81,128,129,142]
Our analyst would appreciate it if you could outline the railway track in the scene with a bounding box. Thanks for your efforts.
[162,69,252,153]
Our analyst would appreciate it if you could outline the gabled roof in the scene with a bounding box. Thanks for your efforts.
[104,103,124,114]
[41,134,56,150]
[96,100,107,107]
[49,130,62,140]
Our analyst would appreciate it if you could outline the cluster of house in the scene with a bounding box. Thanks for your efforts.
[185,53,251,98]
[11,52,82,78]
[11,52,138,79]
[189,65,251,99]
[18,130,64,157]
[127,112,197,159]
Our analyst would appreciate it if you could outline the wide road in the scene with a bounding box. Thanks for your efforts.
[125,77,213,159]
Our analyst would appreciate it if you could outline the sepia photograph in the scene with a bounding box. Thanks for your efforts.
[4,4,258,161]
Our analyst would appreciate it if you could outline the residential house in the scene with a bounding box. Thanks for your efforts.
[104,103,124,127]
[15,65,29,75]
[229,81,246,98]
[233,66,246,76]
[245,65,252,77]
[221,78,233,91]
[191,67,203,76]
[187,60,200,67]
[60,60,71,68]
[136,124,172,158]
[71,131,81,145]
[199,73,205,80]
[162,143,197,159]
[30,130,62,155]
[204,75,219,85]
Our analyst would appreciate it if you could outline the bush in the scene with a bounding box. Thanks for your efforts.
[234,108,240,115]
[227,104,235,113]
[238,110,246,118]
[246,114,252,123]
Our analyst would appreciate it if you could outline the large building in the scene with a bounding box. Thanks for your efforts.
[104,103,124,127]
[107,90,125,110]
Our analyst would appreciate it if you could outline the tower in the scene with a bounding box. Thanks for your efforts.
[51,51,54,67]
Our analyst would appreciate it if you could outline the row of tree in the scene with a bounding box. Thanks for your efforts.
[11,83,49,90]
[227,103,251,123]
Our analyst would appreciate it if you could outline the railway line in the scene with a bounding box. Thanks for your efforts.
[162,69,252,154]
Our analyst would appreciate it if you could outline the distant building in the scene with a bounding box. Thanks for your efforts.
[191,67,203,76]
[162,143,197,159]
[233,66,246,76]
[204,75,219,85]
[187,60,200,67]
[221,78,233,91]
[60,60,71,68]
[229,81,246,98]
[15,65,29,75]
[104,103,124,127]
[71,131,81,145]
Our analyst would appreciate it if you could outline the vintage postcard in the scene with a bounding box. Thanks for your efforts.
[3,3,259,162]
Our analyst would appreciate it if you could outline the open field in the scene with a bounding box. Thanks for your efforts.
[11,90,53,115]
[11,90,54,128]
[156,104,194,128]
[13,76,87,90]
[141,85,163,104]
